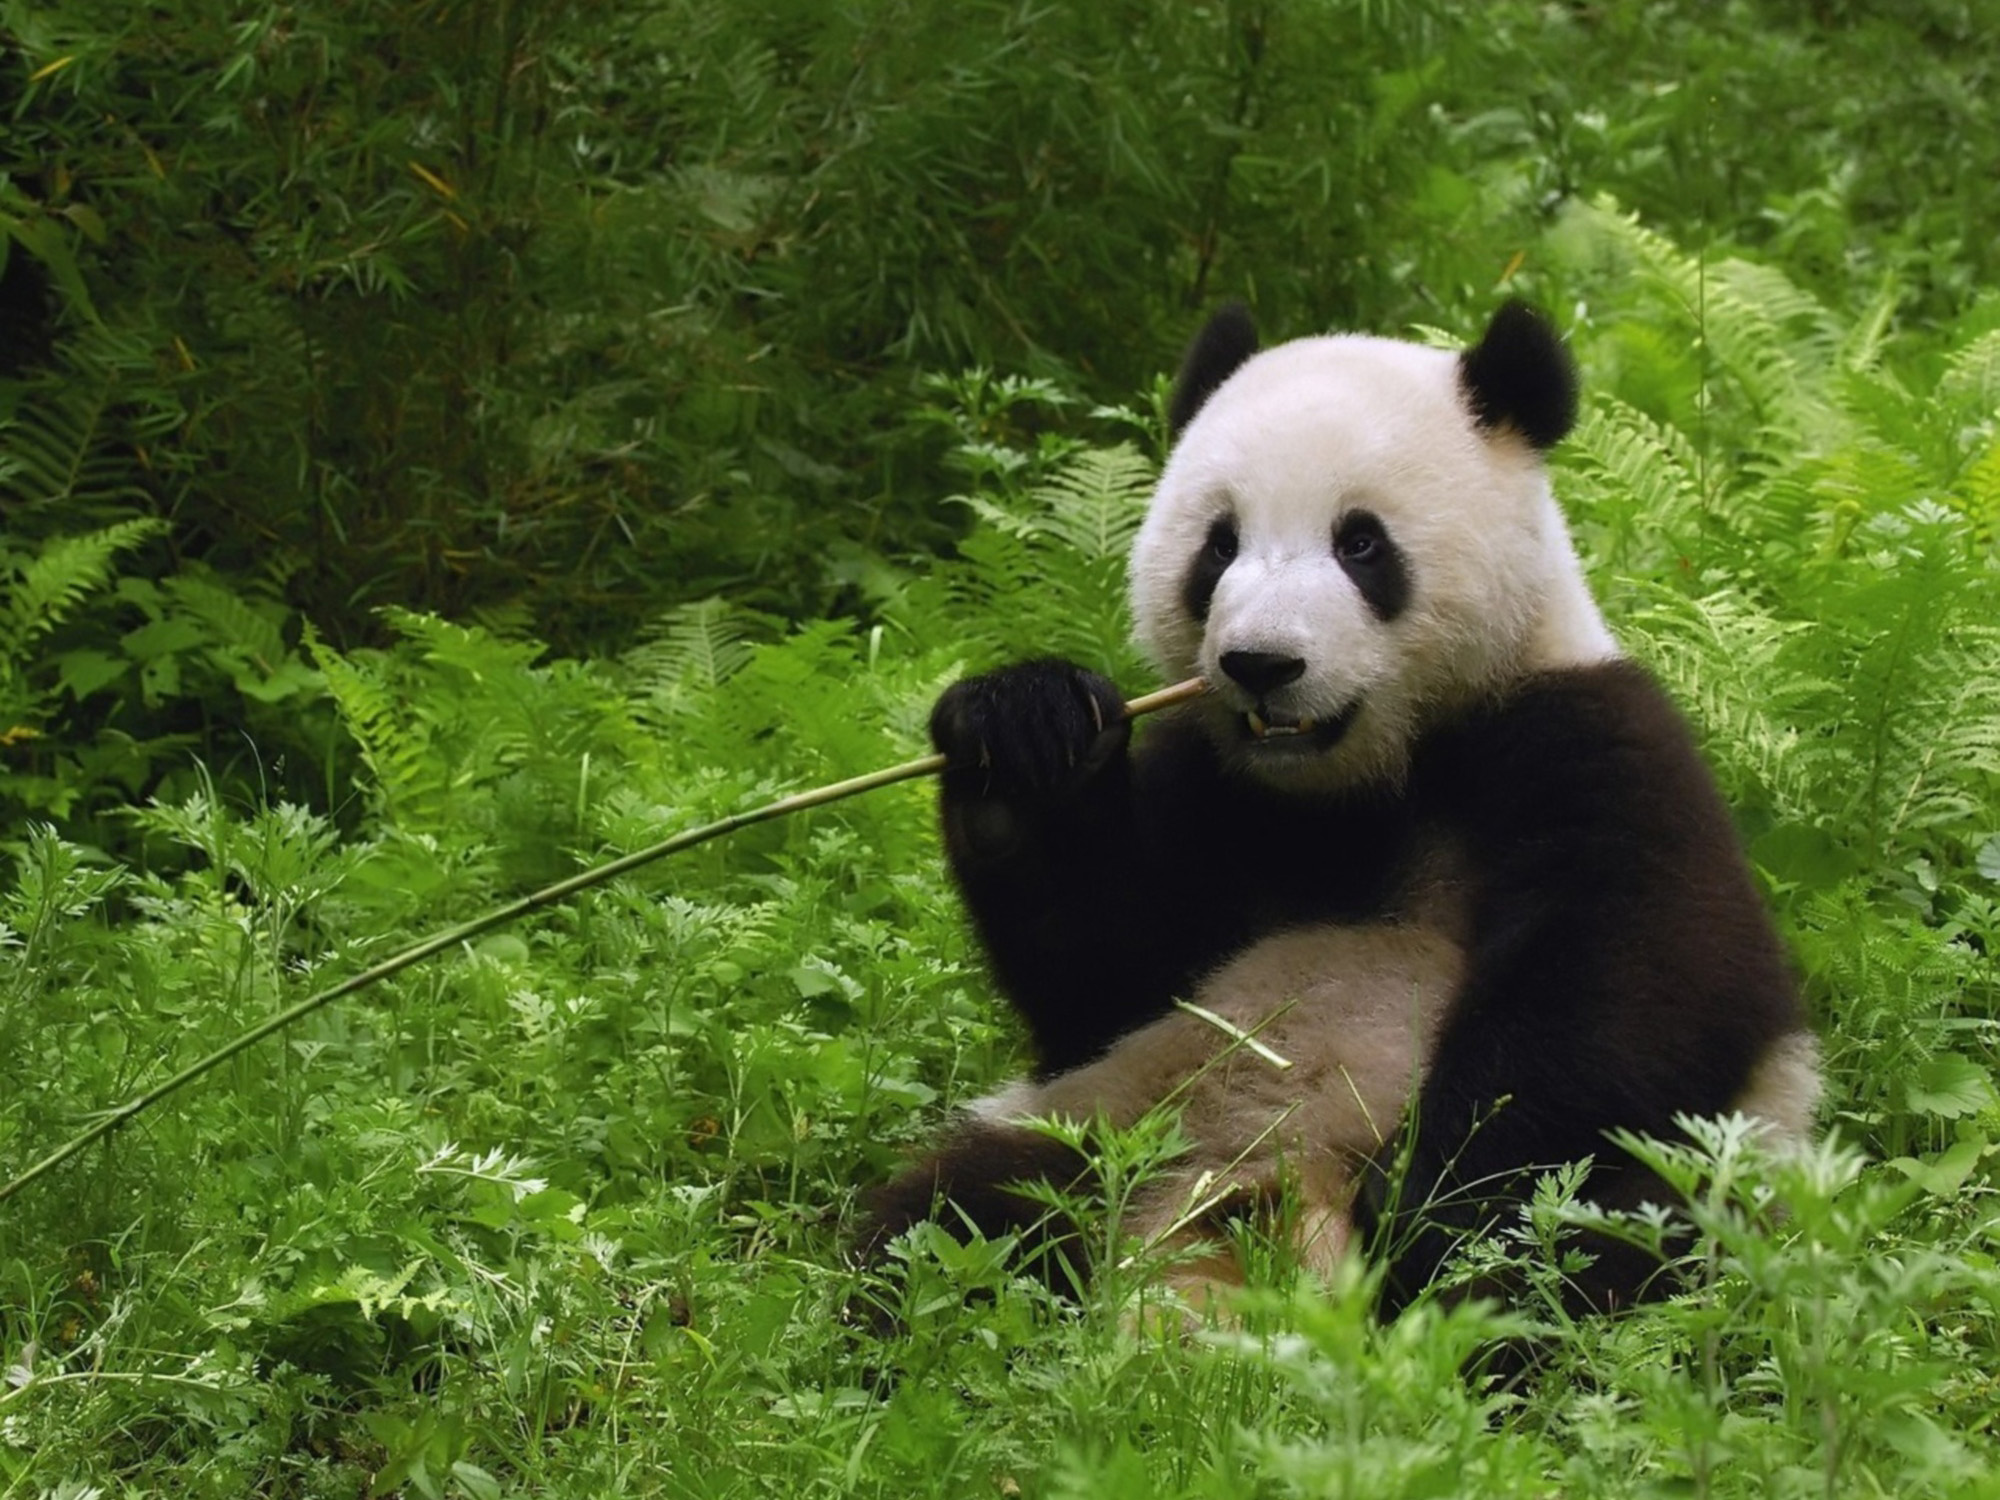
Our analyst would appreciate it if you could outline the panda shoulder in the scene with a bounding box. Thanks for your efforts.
[1422,660,1728,833]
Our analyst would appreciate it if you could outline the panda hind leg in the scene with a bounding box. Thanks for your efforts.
[854,1118,1095,1300]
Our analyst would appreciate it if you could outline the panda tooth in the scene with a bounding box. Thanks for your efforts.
[1248,711,1268,737]
[1298,716,1316,733]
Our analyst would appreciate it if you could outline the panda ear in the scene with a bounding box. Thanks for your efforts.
[1458,301,1577,451]
[1169,302,1259,439]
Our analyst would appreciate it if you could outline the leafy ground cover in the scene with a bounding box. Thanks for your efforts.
[6,1,2000,1494]
[4,209,1999,1496]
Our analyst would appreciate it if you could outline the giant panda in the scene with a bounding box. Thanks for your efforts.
[861,301,1821,1322]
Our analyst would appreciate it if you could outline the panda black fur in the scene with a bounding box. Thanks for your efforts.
[862,302,1821,1319]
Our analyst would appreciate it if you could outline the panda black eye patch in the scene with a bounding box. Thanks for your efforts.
[1334,510,1409,621]
[1182,516,1238,623]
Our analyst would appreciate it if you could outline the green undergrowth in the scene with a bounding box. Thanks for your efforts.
[6,0,1996,644]
[4,219,2000,1496]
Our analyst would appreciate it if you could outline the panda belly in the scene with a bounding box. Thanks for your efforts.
[971,922,1464,1305]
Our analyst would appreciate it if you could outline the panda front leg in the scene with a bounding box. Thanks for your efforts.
[927,658,1206,1074]
[857,661,1240,1295]
[1349,987,1695,1323]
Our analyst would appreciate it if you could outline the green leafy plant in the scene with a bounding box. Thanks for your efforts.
[4,2,2000,1489]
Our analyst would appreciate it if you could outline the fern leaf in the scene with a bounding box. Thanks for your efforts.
[1578,200,1829,442]
[1,519,165,660]
[635,598,760,690]
[952,444,1154,561]
[1954,438,2000,541]
[305,626,446,825]
[1839,283,1901,376]
[1027,443,1156,561]
[1561,399,1705,572]
[1623,585,1823,818]
[1936,328,2000,427]
[0,341,157,514]
[380,606,544,679]
[1874,624,2000,845]
[165,575,290,676]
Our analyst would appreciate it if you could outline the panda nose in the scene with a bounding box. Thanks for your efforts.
[1219,650,1307,697]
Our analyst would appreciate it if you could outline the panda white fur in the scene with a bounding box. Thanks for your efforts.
[862,302,1821,1319]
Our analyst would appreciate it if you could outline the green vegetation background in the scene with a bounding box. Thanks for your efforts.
[3,1,1999,1494]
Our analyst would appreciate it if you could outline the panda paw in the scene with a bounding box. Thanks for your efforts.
[930,659,1130,799]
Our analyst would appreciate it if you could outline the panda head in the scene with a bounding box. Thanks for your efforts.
[1130,302,1618,791]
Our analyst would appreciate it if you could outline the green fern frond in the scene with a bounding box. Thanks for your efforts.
[1953,439,2000,540]
[0,394,133,509]
[954,443,1154,561]
[165,575,290,676]
[0,332,167,515]
[1725,432,1926,573]
[630,598,761,691]
[1815,503,1998,857]
[1838,283,1901,376]
[1579,200,1828,441]
[1026,443,1156,560]
[1698,286,1821,440]
[379,606,545,681]
[378,607,543,767]
[1828,366,1929,467]
[305,625,448,825]
[923,442,1155,676]
[1562,398,1705,572]
[1709,261,1842,360]
[1872,623,2000,845]
[1936,328,2000,428]
[1,519,166,664]
[618,598,765,731]
[1622,585,1823,817]
[942,523,1137,676]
